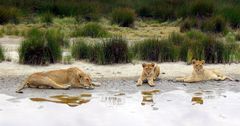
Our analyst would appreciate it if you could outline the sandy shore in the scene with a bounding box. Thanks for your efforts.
[0,61,239,80]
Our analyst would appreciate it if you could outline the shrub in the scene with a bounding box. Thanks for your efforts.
[88,43,105,64]
[111,8,136,27]
[201,16,226,33]
[0,6,20,24]
[132,38,175,62]
[235,32,240,41]
[189,0,214,17]
[150,2,177,21]
[180,17,199,32]
[221,6,240,28]
[41,12,53,24]
[73,23,108,38]
[19,28,62,65]
[46,28,69,47]
[71,40,90,60]
[137,6,152,18]
[180,30,238,63]
[0,45,4,62]
[89,37,131,64]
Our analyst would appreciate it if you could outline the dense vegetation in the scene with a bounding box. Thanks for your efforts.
[132,31,240,63]
[0,45,4,62]
[0,0,240,28]
[72,22,109,38]
[19,28,62,65]
[72,37,131,64]
[0,0,240,65]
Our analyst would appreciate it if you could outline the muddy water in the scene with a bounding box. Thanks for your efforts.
[1,89,240,126]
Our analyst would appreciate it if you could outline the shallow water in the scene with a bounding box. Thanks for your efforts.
[1,89,240,126]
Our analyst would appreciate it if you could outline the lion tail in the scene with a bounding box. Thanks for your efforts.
[15,79,28,93]
[225,76,234,81]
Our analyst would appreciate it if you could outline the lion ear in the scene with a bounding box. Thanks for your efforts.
[142,63,146,68]
[151,63,155,67]
[192,59,196,64]
[201,60,205,64]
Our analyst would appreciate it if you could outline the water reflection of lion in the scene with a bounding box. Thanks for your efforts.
[16,67,95,93]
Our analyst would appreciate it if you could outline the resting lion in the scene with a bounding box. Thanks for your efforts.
[137,63,160,86]
[176,60,233,83]
[16,67,97,93]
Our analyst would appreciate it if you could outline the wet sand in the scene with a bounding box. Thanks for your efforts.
[0,74,239,98]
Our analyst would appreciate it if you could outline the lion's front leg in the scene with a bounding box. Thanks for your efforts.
[176,77,185,82]
[182,76,197,83]
[137,77,143,86]
[147,78,155,87]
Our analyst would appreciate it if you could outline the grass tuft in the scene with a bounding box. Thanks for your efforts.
[0,45,4,62]
[111,8,136,27]
[19,28,62,65]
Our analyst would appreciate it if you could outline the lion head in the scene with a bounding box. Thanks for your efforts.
[70,67,93,89]
[142,63,155,75]
[192,59,205,73]
[78,73,93,89]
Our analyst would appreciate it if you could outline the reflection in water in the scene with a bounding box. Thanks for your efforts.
[192,90,217,105]
[192,97,204,105]
[101,96,124,105]
[1,90,240,126]
[30,94,91,107]
[141,89,160,106]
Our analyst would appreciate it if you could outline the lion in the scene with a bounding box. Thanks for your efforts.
[137,63,160,87]
[176,60,233,83]
[16,67,97,93]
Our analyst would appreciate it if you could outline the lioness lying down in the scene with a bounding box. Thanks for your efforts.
[176,60,233,83]
[137,63,160,86]
[16,67,98,93]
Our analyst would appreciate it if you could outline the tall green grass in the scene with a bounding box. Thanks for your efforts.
[19,28,62,65]
[41,12,53,24]
[71,40,91,60]
[220,6,240,28]
[71,36,132,64]
[46,28,69,47]
[132,38,175,62]
[72,23,109,38]
[0,45,4,62]
[131,30,240,63]
[0,6,20,24]
[111,8,136,27]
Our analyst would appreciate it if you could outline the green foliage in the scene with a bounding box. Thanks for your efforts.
[111,8,136,27]
[71,40,90,60]
[73,23,109,38]
[132,38,175,62]
[220,6,240,28]
[71,36,131,64]
[0,6,20,24]
[46,28,69,47]
[189,0,214,17]
[0,45,4,62]
[132,30,240,63]
[235,32,240,41]
[180,17,199,32]
[41,12,53,24]
[19,28,62,65]
[201,16,227,33]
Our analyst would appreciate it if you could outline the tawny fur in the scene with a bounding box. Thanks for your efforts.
[137,63,160,86]
[176,60,233,83]
[16,67,94,93]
